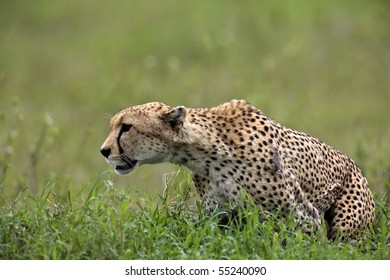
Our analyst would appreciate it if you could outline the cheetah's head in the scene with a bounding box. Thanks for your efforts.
[100,102,187,175]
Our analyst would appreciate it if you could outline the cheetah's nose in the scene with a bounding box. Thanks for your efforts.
[100,147,111,158]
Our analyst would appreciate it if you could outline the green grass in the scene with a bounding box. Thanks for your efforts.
[0,173,389,260]
[0,0,390,259]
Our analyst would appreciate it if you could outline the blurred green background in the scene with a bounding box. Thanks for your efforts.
[1,0,389,203]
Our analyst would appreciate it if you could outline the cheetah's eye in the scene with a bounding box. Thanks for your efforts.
[120,123,132,134]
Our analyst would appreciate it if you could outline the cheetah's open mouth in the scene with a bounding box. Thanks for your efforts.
[115,157,138,175]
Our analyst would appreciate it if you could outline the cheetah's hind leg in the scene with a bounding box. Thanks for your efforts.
[324,175,376,241]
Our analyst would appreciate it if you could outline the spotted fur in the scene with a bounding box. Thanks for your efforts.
[100,99,376,240]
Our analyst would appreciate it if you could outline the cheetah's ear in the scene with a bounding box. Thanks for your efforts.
[163,106,186,132]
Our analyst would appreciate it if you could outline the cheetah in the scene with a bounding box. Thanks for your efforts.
[100,99,376,240]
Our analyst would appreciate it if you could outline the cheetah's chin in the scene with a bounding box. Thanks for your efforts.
[115,159,138,175]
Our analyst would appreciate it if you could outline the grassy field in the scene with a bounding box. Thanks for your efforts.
[0,0,389,259]
[0,173,389,259]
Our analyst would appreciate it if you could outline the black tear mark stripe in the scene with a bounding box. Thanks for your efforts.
[117,124,132,154]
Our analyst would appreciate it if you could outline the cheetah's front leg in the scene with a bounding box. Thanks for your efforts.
[282,171,322,233]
